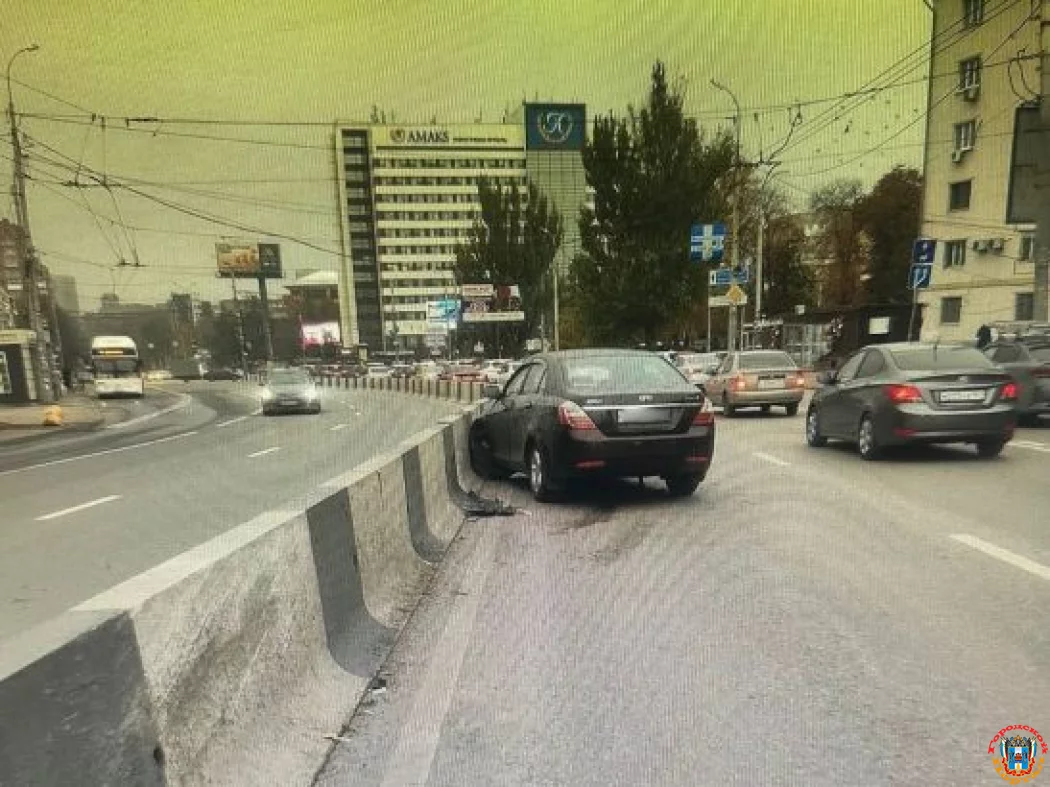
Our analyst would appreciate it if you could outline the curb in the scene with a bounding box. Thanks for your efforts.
[0,417,106,447]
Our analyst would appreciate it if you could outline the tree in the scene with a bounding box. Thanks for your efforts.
[454,176,563,355]
[54,307,87,373]
[761,214,815,316]
[809,180,869,308]
[570,61,734,345]
[860,167,922,305]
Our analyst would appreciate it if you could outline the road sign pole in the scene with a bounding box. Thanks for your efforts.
[706,302,712,352]
[908,285,919,342]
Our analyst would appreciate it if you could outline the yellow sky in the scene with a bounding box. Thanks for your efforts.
[4,0,930,306]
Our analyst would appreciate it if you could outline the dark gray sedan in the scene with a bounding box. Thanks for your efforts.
[982,338,1050,424]
[805,343,1018,460]
[260,368,322,415]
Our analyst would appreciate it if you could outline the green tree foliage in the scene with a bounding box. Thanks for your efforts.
[454,176,563,354]
[860,166,923,305]
[761,214,815,317]
[810,179,869,308]
[570,61,734,345]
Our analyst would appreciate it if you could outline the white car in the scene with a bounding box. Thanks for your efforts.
[675,352,723,389]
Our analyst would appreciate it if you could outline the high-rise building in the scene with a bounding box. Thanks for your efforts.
[334,106,592,351]
[918,0,1040,340]
[0,219,25,320]
[50,273,80,315]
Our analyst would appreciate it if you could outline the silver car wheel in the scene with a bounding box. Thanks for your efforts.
[807,410,819,441]
[529,447,544,494]
[858,417,875,457]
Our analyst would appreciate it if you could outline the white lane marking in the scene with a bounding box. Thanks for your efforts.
[0,431,198,477]
[753,451,790,467]
[251,407,262,415]
[950,534,1050,582]
[215,415,249,428]
[36,494,122,522]
[379,527,498,787]
[247,446,280,458]
[329,423,349,432]
[1009,440,1050,453]
[104,393,192,430]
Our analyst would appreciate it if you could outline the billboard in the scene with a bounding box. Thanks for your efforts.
[461,284,525,323]
[216,242,283,279]
[301,321,341,347]
[427,298,461,330]
[525,104,586,151]
[1006,103,1045,225]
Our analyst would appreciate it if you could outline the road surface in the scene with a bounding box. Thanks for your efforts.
[316,401,1050,786]
[0,381,460,642]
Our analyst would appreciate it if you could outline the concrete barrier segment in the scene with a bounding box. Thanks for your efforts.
[0,610,165,787]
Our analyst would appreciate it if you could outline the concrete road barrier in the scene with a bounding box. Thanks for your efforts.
[0,398,481,787]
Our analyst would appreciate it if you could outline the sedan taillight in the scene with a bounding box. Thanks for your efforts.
[557,401,598,431]
[884,384,923,404]
[692,405,715,427]
[1001,381,1019,401]
[731,375,748,391]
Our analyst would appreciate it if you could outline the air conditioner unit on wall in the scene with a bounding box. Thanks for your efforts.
[961,85,980,101]
[990,238,1005,252]
[951,150,965,164]
[971,239,989,252]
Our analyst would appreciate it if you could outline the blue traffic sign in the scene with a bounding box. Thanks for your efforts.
[908,262,933,290]
[690,222,727,263]
[912,238,936,265]
[709,268,732,287]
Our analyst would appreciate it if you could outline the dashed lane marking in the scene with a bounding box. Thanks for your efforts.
[950,534,1050,582]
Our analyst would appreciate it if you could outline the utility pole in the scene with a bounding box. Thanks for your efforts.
[1037,2,1050,321]
[7,44,55,402]
[712,80,742,352]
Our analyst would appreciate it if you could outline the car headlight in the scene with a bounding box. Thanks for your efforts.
[261,387,274,400]
[306,387,318,400]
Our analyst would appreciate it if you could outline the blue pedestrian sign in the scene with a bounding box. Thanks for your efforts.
[912,238,936,265]
[690,223,726,263]
[908,263,932,290]
[709,268,732,287]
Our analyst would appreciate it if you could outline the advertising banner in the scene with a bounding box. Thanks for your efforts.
[216,242,283,279]
[426,298,460,330]
[461,284,525,324]
[525,104,587,151]
[301,321,341,347]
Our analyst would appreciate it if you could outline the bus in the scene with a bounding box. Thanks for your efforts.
[90,335,144,398]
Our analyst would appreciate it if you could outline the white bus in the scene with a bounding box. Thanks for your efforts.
[90,335,145,398]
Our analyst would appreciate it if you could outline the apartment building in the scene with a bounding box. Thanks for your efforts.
[918,0,1040,340]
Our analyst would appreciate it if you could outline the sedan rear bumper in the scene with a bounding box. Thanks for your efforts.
[551,430,715,480]
[880,405,1015,446]
[727,388,804,406]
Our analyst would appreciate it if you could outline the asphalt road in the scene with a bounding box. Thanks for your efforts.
[316,399,1050,786]
[0,381,461,642]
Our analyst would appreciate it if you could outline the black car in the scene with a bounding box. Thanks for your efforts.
[982,338,1050,424]
[468,349,715,501]
[204,367,243,381]
[806,342,1018,460]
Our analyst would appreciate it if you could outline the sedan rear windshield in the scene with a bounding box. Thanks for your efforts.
[889,346,995,371]
[562,355,688,392]
[270,371,310,385]
[739,352,796,370]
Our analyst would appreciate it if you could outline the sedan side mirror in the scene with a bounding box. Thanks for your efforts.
[818,370,838,385]
[482,383,502,399]
[706,365,719,375]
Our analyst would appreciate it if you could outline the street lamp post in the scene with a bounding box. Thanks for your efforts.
[7,44,55,402]
[712,79,742,353]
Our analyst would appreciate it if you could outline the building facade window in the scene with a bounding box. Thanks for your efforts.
[1019,234,1035,261]
[959,56,982,91]
[953,120,976,151]
[962,0,985,26]
[1015,292,1034,321]
[945,239,967,268]
[940,296,963,324]
[949,180,972,211]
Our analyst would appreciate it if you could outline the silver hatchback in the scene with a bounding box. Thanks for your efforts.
[704,350,806,416]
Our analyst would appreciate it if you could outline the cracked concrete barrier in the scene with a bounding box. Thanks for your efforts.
[0,414,474,786]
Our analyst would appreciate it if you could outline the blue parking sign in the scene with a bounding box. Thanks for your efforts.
[912,238,936,265]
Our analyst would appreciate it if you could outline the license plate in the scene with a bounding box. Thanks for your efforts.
[618,408,670,425]
[758,378,784,389]
[280,399,299,405]
[939,389,985,403]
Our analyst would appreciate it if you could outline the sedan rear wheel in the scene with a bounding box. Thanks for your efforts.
[528,444,557,503]
[785,402,799,417]
[721,394,735,418]
[857,415,881,461]
[665,473,703,497]
[976,439,1006,459]
[806,407,827,447]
